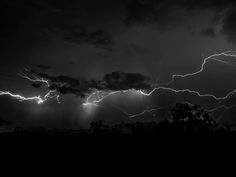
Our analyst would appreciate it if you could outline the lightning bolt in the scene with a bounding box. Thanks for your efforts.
[18,72,50,88]
[169,50,236,83]
[0,90,60,104]
[128,107,163,118]
[0,51,235,120]
[83,50,236,118]
[0,69,60,104]
[82,90,131,106]
[208,104,236,113]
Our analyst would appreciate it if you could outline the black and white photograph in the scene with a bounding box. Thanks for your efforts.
[0,0,236,146]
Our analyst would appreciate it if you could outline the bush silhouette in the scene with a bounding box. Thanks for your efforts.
[170,103,220,132]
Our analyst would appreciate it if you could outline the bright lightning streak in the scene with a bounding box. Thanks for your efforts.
[170,50,236,82]
[0,90,60,104]
[18,73,50,87]
[82,90,131,106]
[0,91,44,104]
[138,87,236,100]
[0,70,60,104]
[83,51,236,118]
[0,51,235,119]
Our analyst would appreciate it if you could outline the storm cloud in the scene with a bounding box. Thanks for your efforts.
[1,0,236,129]
[200,27,216,38]
[0,0,115,50]
[124,0,236,34]
[31,71,151,98]
[221,8,236,45]
[56,25,114,50]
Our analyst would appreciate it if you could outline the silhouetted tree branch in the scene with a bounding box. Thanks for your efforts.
[170,103,222,132]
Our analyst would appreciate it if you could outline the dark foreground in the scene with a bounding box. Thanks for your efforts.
[0,129,234,145]
[1,129,236,170]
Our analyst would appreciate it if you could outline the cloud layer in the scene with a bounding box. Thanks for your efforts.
[31,71,151,98]
[125,0,236,44]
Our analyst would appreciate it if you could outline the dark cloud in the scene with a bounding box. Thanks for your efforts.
[89,30,114,50]
[32,83,42,88]
[221,8,236,44]
[123,0,236,49]
[38,73,81,87]
[1,0,236,129]
[200,27,216,38]
[125,0,180,30]
[0,117,13,127]
[181,0,233,10]
[2,0,236,48]
[211,13,225,25]
[32,71,151,98]
[36,64,50,70]
[124,0,236,31]
[57,24,114,50]
[36,73,89,97]
[0,0,115,50]
[103,72,151,91]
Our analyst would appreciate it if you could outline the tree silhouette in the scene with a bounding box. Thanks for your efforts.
[90,120,105,134]
[171,103,220,132]
[0,117,12,127]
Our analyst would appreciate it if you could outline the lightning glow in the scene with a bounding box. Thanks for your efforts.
[83,50,236,118]
[0,90,60,104]
[0,51,236,119]
[82,90,131,106]
[0,69,60,104]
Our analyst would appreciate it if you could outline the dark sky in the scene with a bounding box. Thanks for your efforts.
[0,0,236,129]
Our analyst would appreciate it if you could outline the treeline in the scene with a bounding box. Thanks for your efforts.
[9,103,228,136]
[89,103,228,135]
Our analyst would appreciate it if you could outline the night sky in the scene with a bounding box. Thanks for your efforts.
[0,0,236,130]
